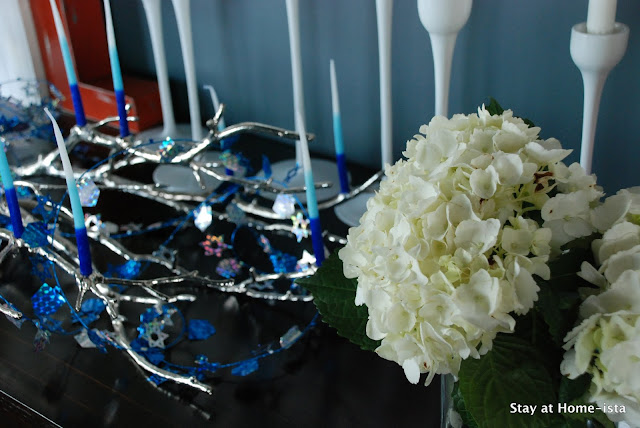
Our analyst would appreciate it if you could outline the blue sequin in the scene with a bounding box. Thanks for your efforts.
[187,319,216,341]
[269,250,298,274]
[194,355,220,373]
[22,222,52,248]
[140,307,161,324]
[32,196,56,223]
[75,298,106,325]
[106,260,141,279]
[130,337,149,353]
[0,214,10,228]
[145,348,164,365]
[15,186,31,199]
[231,359,259,376]
[88,329,108,353]
[148,374,167,385]
[31,283,65,316]
[30,256,53,282]
[262,155,272,178]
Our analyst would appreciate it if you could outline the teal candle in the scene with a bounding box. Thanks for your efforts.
[330,59,349,194]
[45,108,93,276]
[0,140,24,238]
[49,0,86,127]
[103,0,129,137]
[295,112,324,265]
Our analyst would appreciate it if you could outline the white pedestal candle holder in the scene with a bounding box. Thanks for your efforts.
[171,0,203,142]
[139,0,204,141]
[417,0,472,118]
[570,22,628,175]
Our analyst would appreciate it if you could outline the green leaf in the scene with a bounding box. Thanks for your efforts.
[484,97,535,127]
[295,251,381,351]
[458,335,564,428]
[486,98,505,116]
[452,381,479,428]
[537,234,599,345]
[558,374,591,404]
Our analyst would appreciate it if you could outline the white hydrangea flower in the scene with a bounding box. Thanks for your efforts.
[561,311,640,424]
[339,106,585,385]
[562,188,640,426]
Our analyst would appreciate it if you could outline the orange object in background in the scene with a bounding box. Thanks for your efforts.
[29,0,162,132]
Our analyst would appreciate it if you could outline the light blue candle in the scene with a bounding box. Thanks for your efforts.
[45,108,92,276]
[295,112,324,266]
[330,59,349,194]
[0,140,24,238]
[103,0,129,137]
[49,0,86,127]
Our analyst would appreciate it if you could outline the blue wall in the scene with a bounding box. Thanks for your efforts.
[111,0,640,194]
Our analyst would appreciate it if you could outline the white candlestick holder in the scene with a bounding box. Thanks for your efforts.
[172,0,204,141]
[570,22,628,175]
[137,0,202,140]
[417,0,472,118]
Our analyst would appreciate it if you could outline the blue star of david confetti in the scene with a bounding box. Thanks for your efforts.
[231,359,259,376]
[106,260,141,279]
[31,283,66,316]
[187,319,216,341]
[152,245,177,264]
[22,222,52,248]
[137,320,169,349]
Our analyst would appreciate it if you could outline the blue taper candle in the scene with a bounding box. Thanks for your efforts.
[0,140,24,238]
[295,111,324,266]
[330,59,349,194]
[103,0,129,137]
[45,108,92,276]
[49,0,86,127]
